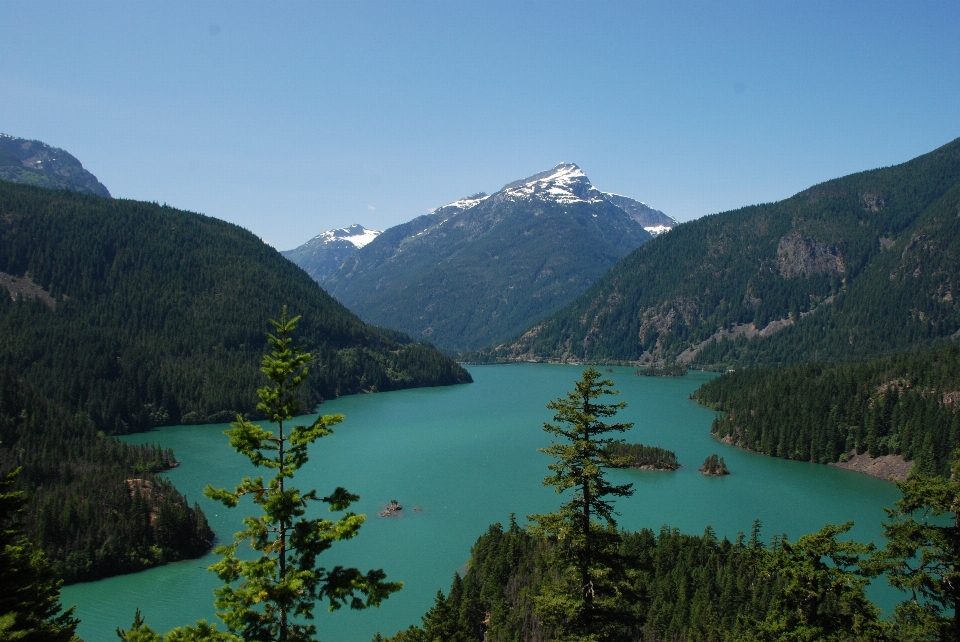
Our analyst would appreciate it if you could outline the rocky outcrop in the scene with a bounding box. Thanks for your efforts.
[829,451,913,482]
[777,233,845,279]
[0,272,58,309]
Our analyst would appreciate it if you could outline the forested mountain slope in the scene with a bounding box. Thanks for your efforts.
[0,367,213,583]
[693,347,960,476]
[489,137,960,365]
[322,164,655,352]
[0,180,471,434]
[0,133,110,197]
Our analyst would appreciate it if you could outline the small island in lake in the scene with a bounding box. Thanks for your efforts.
[700,453,730,476]
[636,362,687,377]
[380,499,403,517]
[605,442,680,471]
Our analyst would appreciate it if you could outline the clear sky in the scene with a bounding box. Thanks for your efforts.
[2,1,958,250]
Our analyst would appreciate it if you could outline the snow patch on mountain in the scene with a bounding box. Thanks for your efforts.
[434,193,488,213]
[313,224,382,248]
[644,225,673,236]
[499,163,607,205]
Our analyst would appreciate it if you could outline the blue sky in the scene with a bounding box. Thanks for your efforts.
[2,1,958,250]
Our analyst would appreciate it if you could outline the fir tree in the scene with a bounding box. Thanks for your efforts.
[204,308,401,641]
[754,523,885,641]
[527,366,635,641]
[0,465,80,642]
[873,446,960,640]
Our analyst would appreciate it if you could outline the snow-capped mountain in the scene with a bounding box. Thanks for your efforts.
[318,163,661,352]
[312,224,381,249]
[496,163,608,205]
[281,224,382,282]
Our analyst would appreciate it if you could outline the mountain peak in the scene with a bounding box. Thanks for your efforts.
[498,162,605,205]
[0,133,111,197]
[313,223,382,248]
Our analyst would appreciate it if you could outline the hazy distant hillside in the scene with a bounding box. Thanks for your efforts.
[0,180,470,434]
[0,133,110,197]
[322,164,659,351]
[282,223,381,281]
[489,137,960,365]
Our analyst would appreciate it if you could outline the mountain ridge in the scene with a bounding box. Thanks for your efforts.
[0,133,110,197]
[281,224,382,282]
[484,137,960,366]
[318,163,665,351]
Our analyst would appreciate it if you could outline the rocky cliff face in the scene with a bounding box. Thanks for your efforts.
[0,133,110,197]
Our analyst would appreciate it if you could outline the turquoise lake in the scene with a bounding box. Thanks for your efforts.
[62,364,903,641]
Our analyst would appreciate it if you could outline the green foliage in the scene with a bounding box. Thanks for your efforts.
[383,518,888,642]
[694,347,960,474]
[602,442,680,470]
[488,136,960,365]
[117,609,239,642]
[528,367,635,640]
[870,447,960,641]
[323,189,651,352]
[0,368,212,584]
[752,523,884,642]
[205,310,401,641]
[699,454,729,476]
[0,465,80,642]
[0,179,471,435]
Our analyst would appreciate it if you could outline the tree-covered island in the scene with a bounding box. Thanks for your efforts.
[604,442,681,471]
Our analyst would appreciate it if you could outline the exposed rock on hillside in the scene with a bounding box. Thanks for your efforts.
[776,233,846,278]
[829,451,913,482]
[0,133,110,197]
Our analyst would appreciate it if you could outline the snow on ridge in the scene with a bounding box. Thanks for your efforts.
[344,228,381,248]
[314,224,382,248]
[644,225,672,236]
[500,162,607,205]
[435,192,488,212]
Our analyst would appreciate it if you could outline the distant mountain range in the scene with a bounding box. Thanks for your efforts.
[486,137,960,366]
[282,224,382,282]
[303,163,670,351]
[0,133,110,197]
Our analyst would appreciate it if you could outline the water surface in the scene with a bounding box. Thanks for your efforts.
[63,364,902,641]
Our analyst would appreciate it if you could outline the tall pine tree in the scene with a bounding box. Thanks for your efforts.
[528,366,635,641]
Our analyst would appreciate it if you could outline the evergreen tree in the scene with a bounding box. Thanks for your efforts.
[204,308,401,641]
[528,366,635,641]
[0,465,80,642]
[753,523,885,641]
[872,446,960,641]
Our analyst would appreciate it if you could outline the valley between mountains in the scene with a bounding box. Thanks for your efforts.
[4,131,960,640]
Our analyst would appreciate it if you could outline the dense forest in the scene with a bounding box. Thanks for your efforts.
[0,367,213,583]
[0,180,471,434]
[378,517,879,642]
[485,137,960,366]
[693,346,960,476]
[603,442,680,470]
